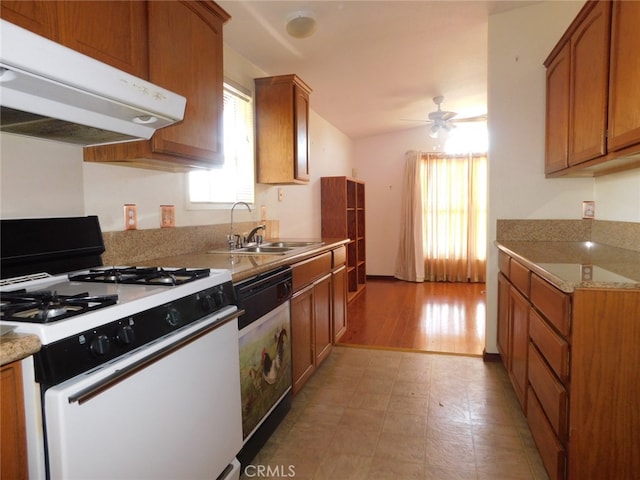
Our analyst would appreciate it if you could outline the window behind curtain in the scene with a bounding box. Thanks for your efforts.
[188,81,255,205]
[421,152,487,282]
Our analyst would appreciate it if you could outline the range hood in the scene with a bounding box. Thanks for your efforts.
[0,20,186,146]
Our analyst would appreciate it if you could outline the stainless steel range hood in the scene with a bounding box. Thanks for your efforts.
[0,20,186,146]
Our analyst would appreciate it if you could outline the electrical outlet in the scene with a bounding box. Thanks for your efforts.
[278,188,284,202]
[124,204,138,230]
[160,205,175,228]
[582,201,595,219]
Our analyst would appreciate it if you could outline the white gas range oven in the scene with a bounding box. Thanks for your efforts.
[0,216,243,480]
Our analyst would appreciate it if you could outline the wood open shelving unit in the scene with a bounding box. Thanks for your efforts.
[320,176,366,302]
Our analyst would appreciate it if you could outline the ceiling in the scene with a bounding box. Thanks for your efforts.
[218,1,537,140]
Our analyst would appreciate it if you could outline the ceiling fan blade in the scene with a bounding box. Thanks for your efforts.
[453,114,488,123]
[440,111,457,121]
[400,118,434,124]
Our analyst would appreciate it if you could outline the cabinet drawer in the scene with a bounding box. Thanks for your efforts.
[332,246,346,268]
[528,344,568,441]
[530,274,571,336]
[292,252,332,291]
[527,389,566,480]
[498,250,511,277]
[529,309,570,382]
[510,259,531,296]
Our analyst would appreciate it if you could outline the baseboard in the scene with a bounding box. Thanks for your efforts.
[482,349,501,362]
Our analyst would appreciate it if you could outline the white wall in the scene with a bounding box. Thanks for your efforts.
[0,44,354,237]
[594,169,640,221]
[278,111,354,238]
[486,0,588,354]
[0,134,84,218]
[353,126,443,275]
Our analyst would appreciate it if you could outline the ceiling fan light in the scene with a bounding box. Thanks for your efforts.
[429,125,440,138]
[286,11,317,38]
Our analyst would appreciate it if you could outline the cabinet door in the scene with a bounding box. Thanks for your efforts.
[294,84,310,182]
[291,285,314,395]
[148,1,225,165]
[509,286,529,411]
[56,1,148,78]
[0,0,58,39]
[332,266,347,343]
[314,274,332,366]
[607,0,640,152]
[545,42,571,174]
[497,273,511,366]
[568,0,611,166]
[1,362,28,480]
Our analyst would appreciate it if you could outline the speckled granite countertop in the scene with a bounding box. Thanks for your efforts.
[1,332,41,366]
[139,238,349,282]
[496,241,640,292]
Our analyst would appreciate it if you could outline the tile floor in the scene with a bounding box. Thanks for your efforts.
[241,346,548,480]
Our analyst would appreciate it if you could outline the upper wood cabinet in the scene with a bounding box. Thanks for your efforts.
[0,1,58,39]
[544,0,640,177]
[607,0,640,152]
[566,0,610,167]
[0,1,148,78]
[83,1,230,170]
[148,1,227,164]
[545,43,571,174]
[255,75,312,184]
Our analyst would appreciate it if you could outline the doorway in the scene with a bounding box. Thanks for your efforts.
[339,278,485,356]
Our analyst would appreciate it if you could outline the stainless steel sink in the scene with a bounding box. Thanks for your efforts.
[266,241,323,248]
[207,246,292,255]
[207,240,323,255]
[239,246,292,253]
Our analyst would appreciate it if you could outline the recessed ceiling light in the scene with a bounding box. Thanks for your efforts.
[286,10,317,39]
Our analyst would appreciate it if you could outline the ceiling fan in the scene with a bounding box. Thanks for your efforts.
[405,96,487,138]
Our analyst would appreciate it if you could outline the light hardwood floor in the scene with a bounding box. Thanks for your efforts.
[339,278,486,356]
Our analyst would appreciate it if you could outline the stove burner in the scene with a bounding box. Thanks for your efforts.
[69,267,210,286]
[0,290,118,323]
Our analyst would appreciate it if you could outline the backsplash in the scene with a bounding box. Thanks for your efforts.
[102,221,279,265]
[496,219,640,252]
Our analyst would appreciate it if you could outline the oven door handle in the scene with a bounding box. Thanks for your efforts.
[67,309,244,405]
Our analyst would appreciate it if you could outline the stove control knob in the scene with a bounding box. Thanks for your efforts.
[166,307,181,327]
[116,325,135,345]
[200,294,217,313]
[213,288,226,307]
[90,334,111,356]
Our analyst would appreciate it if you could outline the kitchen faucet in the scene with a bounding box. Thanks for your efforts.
[228,201,251,250]
[245,224,266,246]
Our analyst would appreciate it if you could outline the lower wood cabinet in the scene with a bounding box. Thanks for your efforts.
[497,247,640,480]
[291,285,315,394]
[313,273,332,367]
[568,288,640,480]
[508,286,530,411]
[290,246,347,394]
[1,361,28,480]
[332,265,347,342]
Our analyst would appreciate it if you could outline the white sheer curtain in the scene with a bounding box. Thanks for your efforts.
[394,151,425,282]
[395,151,487,283]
